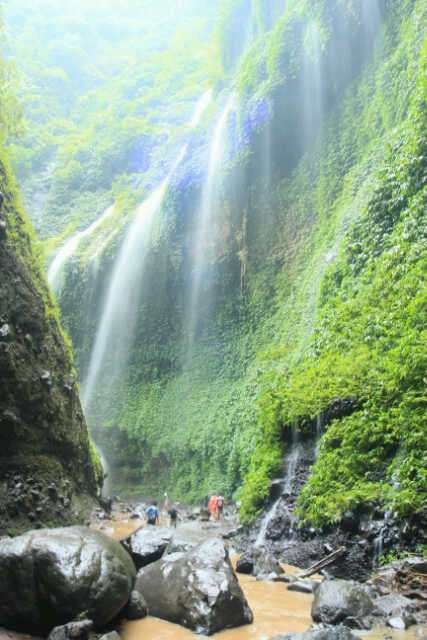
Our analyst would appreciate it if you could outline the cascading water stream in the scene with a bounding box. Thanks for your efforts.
[255,438,302,548]
[302,22,323,147]
[82,90,212,414]
[47,203,116,294]
[186,93,236,346]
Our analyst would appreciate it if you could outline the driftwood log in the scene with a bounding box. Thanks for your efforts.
[297,546,346,578]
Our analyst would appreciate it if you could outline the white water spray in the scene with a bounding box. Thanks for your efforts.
[82,90,212,412]
[303,22,323,146]
[255,440,302,547]
[187,94,236,343]
[48,204,116,294]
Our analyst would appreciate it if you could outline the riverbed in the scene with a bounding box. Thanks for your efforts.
[94,512,426,640]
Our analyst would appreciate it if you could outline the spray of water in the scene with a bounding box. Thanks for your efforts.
[255,436,302,547]
[186,94,236,345]
[302,22,323,147]
[82,90,213,413]
[48,204,116,294]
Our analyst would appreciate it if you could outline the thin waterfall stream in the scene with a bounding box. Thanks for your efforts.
[82,90,212,415]
[47,203,116,294]
[255,437,302,548]
[186,93,236,347]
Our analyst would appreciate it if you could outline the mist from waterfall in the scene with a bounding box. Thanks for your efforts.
[82,90,212,414]
[302,22,324,146]
[186,93,236,348]
[47,204,116,294]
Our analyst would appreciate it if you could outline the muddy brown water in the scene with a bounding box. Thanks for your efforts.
[94,515,426,640]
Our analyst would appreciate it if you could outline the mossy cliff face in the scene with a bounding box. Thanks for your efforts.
[0,155,99,536]
[11,0,426,537]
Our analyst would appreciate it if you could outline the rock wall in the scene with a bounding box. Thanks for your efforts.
[0,157,99,536]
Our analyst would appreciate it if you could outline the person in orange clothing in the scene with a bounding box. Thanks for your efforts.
[208,495,218,521]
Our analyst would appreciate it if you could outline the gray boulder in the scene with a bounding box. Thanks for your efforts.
[135,538,253,634]
[311,580,373,626]
[236,547,283,579]
[0,527,136,634]
[123,527,173,569]
[48,620,93,640]
[374,593,415,617]
[274,626,359,640]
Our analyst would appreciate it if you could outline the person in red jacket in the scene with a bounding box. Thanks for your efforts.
[208,495,218,521]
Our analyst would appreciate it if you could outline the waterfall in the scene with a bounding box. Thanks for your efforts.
[98,448,112,498]
[82,90,212,414]
[255,439,302,548]
[48,204,116,294]
[186,94,236,346]
[302,22,323,146]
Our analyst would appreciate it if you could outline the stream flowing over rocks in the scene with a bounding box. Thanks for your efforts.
[234,429,427,582]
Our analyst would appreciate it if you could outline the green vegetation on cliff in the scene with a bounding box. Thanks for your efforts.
[3,0,426,535]
[0,26,100,534]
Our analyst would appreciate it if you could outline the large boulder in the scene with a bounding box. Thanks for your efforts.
[123,527,172,569]
[311,580,373,626]
[135,538,253,634]
[0,527,136,635]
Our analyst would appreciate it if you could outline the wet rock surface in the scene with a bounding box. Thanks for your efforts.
[47,620,93,640]
[311,580,373,627]
[236,547,284,579]
[135,538,253,635]
[0,527,136,635]
[273,626,359,640]
[0,161,98,536]
[123,591,148,621]
[123,526,173,569]
[236,433,426,582]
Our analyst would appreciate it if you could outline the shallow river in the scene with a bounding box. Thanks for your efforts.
[95,515,426,640]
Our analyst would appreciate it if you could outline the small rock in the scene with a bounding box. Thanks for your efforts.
[0,323,10,339]
[274,625,359,639]
[287,580,315,594]
[40,371,52,387]
[236,554,254,575]
[124,591,148,620]
[48,620,93,640]
[99,633,121,640]
[388,616,409,630]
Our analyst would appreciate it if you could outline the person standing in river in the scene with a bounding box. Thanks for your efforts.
[208,495,219,521]
[168,505,179,528]
[145,501,160,526]
[217,495,225,521]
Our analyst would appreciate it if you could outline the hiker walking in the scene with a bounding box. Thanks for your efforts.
[145,501,160,526]
[208,495,219,521]
[168,505,179,528]
[217,495,225,521]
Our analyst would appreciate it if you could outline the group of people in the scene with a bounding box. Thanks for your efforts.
[143,493,226,527]
[144,497,179,528]
[208,494,225,521]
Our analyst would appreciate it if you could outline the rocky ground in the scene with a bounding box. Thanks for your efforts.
[0,498,425,640]
[233,437,427,583]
